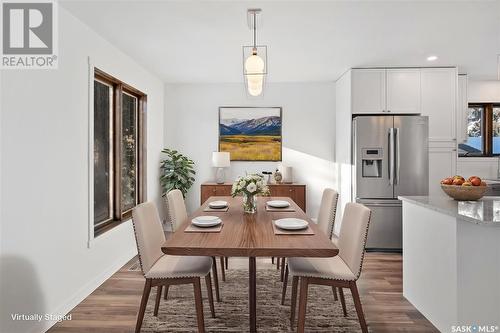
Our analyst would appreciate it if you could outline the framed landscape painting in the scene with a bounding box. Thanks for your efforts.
[219,107,282,161]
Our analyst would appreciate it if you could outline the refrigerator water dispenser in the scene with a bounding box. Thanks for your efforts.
[362,148,383,178]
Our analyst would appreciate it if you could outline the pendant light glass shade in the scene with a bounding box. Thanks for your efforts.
[245,52,264,96]
[243,46,267,97]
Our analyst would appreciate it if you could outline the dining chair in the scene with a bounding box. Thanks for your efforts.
[279,188,339,283]
[285,202,371,333]
[167,189,223,301]
[131,202,216,333]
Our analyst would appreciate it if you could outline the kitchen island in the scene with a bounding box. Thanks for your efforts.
[399,196,500,332]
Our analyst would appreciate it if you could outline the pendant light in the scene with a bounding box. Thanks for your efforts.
[243,9,267,97]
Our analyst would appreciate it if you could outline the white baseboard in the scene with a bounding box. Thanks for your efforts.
[34,247,137,333]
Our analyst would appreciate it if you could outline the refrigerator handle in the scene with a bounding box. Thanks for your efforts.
[388,128,395,186]
[395,127,400,185]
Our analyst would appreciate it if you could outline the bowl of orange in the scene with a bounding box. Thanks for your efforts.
[440,176,488,201]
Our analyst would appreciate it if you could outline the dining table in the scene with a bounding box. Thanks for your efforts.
[161,195,339,333]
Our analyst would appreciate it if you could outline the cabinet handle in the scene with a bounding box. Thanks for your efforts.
[213,189,216,192]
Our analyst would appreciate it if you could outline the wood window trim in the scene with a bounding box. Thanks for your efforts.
[94,68,147,237]
[464,103,500,157]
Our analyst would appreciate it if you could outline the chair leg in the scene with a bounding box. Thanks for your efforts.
[225,257,228,269]
[154,285,162,317]
[163,284,170,300]
[280,258,286,282]
[297,277,309,333]
[135,278,152,333]
[277,257,280,269]
[290,276,299,326]
[211,257,221,302]
[332,286,338,301]
[205,273,216,318]
[350,281,368,333]
[281,264,289,305]
[339,287,348,317]
[193,277,206,333]
[271,256,275,264]
[220,257,226,282]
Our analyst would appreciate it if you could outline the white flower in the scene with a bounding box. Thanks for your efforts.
[246,182,257,194]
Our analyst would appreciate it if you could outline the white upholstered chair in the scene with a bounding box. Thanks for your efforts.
[166,189,222,301]
[279,188,339,283]
[286,202,371,333]
[132,201,215,333]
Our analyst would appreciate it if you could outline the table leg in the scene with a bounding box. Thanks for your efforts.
[249,257,256,333]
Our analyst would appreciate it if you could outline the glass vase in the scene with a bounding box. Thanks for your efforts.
[243,193,257,214]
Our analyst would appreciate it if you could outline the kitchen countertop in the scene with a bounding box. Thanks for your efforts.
[398,196,500,226]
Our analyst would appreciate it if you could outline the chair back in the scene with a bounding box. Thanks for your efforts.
[338,202,371,279]
[132,202,166,275]
[166,189,188,232]
[316,188,339,239]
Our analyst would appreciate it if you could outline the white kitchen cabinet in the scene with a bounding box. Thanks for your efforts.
[352,69,386,114]
[352,68,421,114]
[457,74,468,144]
[429,147,457,197]
[386,69,421,114]
[421,68,458,141]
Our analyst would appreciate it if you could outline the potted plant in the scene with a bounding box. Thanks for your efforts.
[160,148,196,198]
[231,174,270,214]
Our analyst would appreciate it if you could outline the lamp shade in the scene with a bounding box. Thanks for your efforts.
[212,152,231,167]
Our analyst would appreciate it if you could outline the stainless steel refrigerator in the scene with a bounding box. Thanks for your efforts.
[352,115,429,251]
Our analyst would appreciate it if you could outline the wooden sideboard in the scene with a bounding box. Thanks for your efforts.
[200,182,307,212]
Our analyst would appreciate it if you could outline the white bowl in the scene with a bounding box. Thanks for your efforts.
[209,200,228,208]
[192,216,222,227]
[267,200,290,208]
[274,218,308,230]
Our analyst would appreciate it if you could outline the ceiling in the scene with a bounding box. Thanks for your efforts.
[61,0,500,83]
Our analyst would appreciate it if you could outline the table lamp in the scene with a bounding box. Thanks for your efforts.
[212,152,231,184]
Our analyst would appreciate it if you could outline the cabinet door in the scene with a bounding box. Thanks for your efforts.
[270,185,293,197]
[429,148,457,197]
[200,185,216,204]
[352,69,386,114]
[293,186,306,212]
[421,68,457,141]
[215,185,232,196]
[386,69,421,114]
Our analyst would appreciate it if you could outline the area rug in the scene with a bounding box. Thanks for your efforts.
[139,260,362,332]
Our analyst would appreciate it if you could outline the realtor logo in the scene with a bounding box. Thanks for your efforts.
[1,0,58,69]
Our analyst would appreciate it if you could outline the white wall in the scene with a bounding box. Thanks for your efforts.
[164,82,336,219]
[0,7,165,333]
[468,80,500,103]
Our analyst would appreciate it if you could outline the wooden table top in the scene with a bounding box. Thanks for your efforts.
[162,196,338,258]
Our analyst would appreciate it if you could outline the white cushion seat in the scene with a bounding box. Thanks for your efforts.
[145,255,212,279]
[288,256,356,281]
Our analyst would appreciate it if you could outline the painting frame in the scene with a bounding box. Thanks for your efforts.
[218,106,283,161]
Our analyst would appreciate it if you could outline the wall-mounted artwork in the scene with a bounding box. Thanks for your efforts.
[219,107,282,161]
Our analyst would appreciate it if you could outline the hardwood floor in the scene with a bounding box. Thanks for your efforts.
[49,253,437,333]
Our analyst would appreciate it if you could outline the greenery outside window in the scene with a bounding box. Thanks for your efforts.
[459,103,500,157]
[93,68,147,236]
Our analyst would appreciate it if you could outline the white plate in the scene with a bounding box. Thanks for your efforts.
[209,200,228,208]
[274,218,308,230]
[192,216,222,228]
[267,200,290,208]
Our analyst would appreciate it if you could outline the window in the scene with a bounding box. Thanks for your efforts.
[93,68,147,235]
[459,103,500,157]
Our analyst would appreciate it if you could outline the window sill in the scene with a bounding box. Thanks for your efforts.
[458,156,500,161]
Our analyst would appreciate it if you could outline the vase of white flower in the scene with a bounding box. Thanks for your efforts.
[231,174,270,214]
